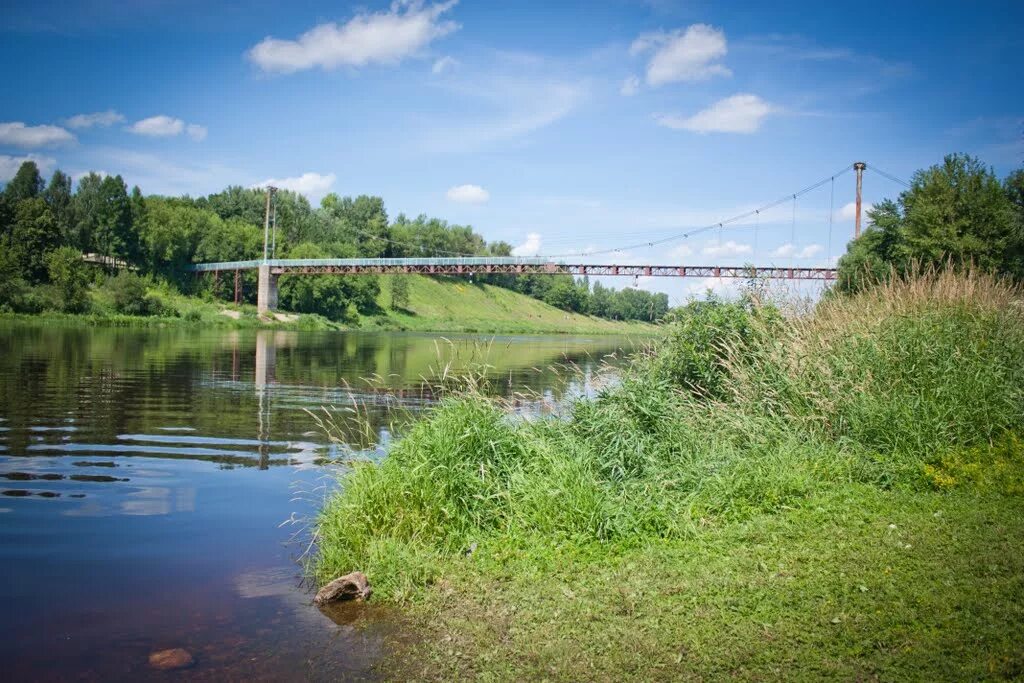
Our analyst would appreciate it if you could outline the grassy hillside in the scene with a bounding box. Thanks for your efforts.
[2,275,657,334]
[362,275,657,335]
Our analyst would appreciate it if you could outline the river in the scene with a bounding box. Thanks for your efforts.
[0,323,634,681]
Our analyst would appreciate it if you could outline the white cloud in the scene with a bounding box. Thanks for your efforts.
[669,243,693,259]
[631,24,730,87]
[129,115,207,141]
[129,115,184,137]
[256,172,337,199]
[656,94,773,134]
[620,75,640,96]
[0,122,75,148]
[770,243,823,258]
[72,170,109,183]
[0,154,57,181]
[702,240,752,257]
[512,232,542,256]
[837,201,873,220]
[65,110,125,129]
[685,276,742,298]
[432,55,459,74]
[247,1,460,74]
[186,124,208,141]
[445,183,490,203]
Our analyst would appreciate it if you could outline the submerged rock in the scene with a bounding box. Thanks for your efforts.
[313,571,372,605]
[148,648,195,671]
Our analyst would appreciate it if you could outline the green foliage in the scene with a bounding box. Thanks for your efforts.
[315,269,1024,602]
[3,160,44,202]
[277,243,379,321]
[104,272,162,316]
[836,155,1024,292]
[44,246,91,313]
[924,432,1024,494]
[651,294,780,397]
[10,197,59,283]
[389,275,411,310]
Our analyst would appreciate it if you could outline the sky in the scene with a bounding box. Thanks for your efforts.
[1,0,1022,302]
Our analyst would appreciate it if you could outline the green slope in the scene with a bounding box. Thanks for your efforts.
[362,275,658,335]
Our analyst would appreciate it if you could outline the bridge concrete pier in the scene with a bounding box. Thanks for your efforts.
[257,265,278,314]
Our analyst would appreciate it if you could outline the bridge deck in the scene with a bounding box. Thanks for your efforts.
[191,258,836,280]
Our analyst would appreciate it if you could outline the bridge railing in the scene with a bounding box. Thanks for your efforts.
[189,256,554,272]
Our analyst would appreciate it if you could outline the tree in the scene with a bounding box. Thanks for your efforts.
[93,175,134,267]
[44,170,74,244]
[3,161,44,203]
[10,198,59,283]
[45,246,90,312]
[278,242,379,320]
[390,275,411,310]
[835,155,1023,292]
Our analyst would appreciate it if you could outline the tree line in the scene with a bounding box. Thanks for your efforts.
[0,161,668,321]
[835,154,1024,292]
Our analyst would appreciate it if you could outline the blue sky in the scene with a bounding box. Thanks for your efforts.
[1,0,1021,301]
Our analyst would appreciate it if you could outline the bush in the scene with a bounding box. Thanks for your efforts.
[105,272,162,316]
[314,268,1024,599]
[44,246,91,313]
[650,294,781,398]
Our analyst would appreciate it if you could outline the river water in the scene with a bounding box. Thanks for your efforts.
[0,323,633,681]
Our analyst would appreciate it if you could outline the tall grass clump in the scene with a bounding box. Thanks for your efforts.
[314,267,1024,600]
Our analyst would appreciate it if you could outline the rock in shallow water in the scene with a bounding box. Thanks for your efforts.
[148,648,195,670]
[313,571,372,605]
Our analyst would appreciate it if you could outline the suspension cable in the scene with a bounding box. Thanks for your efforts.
[541,164,854,258]
[827,175,835,264]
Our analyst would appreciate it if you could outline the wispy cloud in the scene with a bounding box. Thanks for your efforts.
[256,172,336,200]
[656,94,773,134]
[630,23,731,87]
[0,153,58,181]
[702,239,752,257]
[422,73,587,152]
[836,201,874,221]
[446,183,490,203]
[128,115,207,141]
[770,243,823,258]
[0,121,75,148]
[620,75,640,96]
[432,55,459,74]
[65,110,125,129]
[247,1,459,74]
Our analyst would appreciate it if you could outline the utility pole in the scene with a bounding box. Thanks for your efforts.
[262,186,277,262]
[853,162,866,239]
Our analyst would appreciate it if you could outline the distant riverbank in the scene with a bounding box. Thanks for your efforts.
[1,276,659,336]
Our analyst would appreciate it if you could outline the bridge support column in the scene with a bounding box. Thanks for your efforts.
[257,265,278,315]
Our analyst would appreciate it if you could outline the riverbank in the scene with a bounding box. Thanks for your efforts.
[314,269,1024,680]
[1,275,658,335]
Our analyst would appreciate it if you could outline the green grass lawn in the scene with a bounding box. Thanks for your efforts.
[363,275,657,335]
[389,486,1023,681]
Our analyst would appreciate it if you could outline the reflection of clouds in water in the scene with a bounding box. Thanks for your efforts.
[121,485,196,516]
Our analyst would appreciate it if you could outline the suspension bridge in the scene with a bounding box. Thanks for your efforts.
[188,162,906,313]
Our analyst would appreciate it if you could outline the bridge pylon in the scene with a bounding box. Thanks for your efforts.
[257,265,278,315]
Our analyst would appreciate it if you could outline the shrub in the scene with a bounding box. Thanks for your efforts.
[44,246,91,313]
[314,267,1024,599]
[105,272,161,316]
